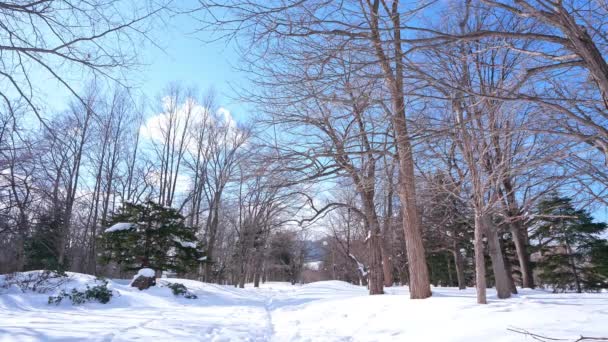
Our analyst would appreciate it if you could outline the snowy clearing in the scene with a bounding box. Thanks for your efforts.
[0,272,607,342]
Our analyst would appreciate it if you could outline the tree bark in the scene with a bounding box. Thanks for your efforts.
[499,236,518,294]
[453,248,466,290]
[367,0,431,299]
[474,212,487,304]
[502,178,535,288]
[382,184,395,287]
[380,242,393,288]
[362,193,384,295]
[484,218,512,299]
[203,197,221,282]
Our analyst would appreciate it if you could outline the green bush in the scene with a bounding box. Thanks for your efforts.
[166,282,197,299]
[48,290,68,305]
[48,279,113,305]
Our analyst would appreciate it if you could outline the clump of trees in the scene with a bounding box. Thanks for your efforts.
[532,196,608,293]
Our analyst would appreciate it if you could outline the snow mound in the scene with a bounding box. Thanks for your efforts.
[136,268,155,278]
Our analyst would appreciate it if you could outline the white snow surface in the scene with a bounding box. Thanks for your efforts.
[1,271,607,341]
[173,236,197,249]
[136,268,155,278]
[105,222,134,233]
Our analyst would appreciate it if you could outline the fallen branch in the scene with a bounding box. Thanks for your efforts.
[508,327,608,342]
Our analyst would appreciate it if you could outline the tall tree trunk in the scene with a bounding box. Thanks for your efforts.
[204,197,221,282]
[368,0,431,299]
[58,105,93,266]
[391,23,430,300]
[382,179,395,287]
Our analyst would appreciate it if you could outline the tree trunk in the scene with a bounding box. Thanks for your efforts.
[500,237,518,295]
[368,232,384,295]
[484,218,512,299]
[392,59,431,298]
[382,181,395,287]
[252,247,264,288]
[474,212,487,304]
[380,242,393,287]
[502,178,535,289]
[361,193,384,295]
[367,0,430,299]
[453,249,466,290]
[446,253,454,287]
[397,194,431,299]
[204,198,221,282]
[565,241,582,293]
[510,223,534,288]
[14,222,27,272]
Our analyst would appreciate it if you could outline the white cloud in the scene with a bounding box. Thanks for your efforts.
[138,97,242,199]
[140,96,210,143]
[139,96,238,151]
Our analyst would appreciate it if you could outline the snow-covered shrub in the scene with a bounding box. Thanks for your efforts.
[165,282,197,299]
[48,279,113,305]
[85,280,114,303]
[1,271,69,294]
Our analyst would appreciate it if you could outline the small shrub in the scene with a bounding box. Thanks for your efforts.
[86,279,113,303]
[69,288,87,304]
[48,290,69,305]
[48,279,113,305]
[166,282,197,299]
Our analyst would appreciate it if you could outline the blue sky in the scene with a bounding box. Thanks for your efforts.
[130,13,251,121]
[38,10,250,123]
[135,14,250,119]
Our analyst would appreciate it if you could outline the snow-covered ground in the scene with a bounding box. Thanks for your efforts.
[1,272,607,341]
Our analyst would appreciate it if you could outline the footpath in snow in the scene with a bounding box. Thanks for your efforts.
[0,272,607,341]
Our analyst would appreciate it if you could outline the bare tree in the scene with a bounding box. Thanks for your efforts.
[194,0,433,298]
[0,0,168,123]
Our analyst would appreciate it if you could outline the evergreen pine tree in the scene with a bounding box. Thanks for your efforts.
[532,195,608,292]
[24,211,66,272]
[100,201,205,274]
